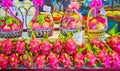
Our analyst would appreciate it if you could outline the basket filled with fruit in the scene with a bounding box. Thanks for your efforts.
[0,0,24,38]
[53,12,64,24]
[85,0,107,36]
[26,0,54,38]
[60,1,83,35]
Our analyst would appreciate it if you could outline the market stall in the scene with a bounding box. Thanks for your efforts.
[0,0,120,71]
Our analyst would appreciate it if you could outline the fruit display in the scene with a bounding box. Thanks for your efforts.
[28,12,54,37]
[53,12,64,23]
[60,12,82,35]
[0,24,120,69]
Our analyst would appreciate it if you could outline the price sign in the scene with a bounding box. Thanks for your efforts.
[43,5,51,12]
[73,31,83,45]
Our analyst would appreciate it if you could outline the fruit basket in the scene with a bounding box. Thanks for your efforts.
[85,0,107,36]
[53,12,64,24]
[0,0,24,38]
[25,0,54,38]
[60,2,82,35]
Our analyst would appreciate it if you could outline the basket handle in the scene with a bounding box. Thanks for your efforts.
[86,7,95,31]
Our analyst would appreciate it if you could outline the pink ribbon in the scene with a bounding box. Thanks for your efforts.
[90,0,103,17]
[2,0,12,8]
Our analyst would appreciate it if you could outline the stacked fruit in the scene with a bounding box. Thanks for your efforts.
[0,16,22,32]
[60,12,82,30]
[106,11,120,19]
[88,16,107,31]
[53,12,64,22]
[28,13,53,30]
[0,31,120,69]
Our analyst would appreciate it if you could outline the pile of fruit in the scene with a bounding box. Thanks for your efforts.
[60,12,82,30]
[106,11,120,18]
[28,13,54,30]
[88,16,107,31]
[53,12,64,23]
[0,28,120,69]
[0,16,22,32]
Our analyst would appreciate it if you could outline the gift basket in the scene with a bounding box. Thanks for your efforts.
[0,0,24,38]
[26,0,54,38]
[60,1,83,35]
[85,0,107,36]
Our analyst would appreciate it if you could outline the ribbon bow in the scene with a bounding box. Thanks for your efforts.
[90,0,103,17]
[33,0,43,7]
[2,0,12,8]
[68,2,79,11]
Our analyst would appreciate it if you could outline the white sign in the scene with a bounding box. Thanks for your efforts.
[73,31,83,45]
[43,5,51,12]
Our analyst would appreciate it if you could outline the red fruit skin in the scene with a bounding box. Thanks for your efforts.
[40,41,51,55]
[97,50,106,62]
[68,21,77,29]
[9,53,19,68]
[59,52,72,68]
[74,53,84,68]
[15,40,25,55]
[21,54,33,68]
[2,39,13,55]
[102,55,111,68]
[53,39,62,53]
[86,52,96,67]
[111,52,120,68]
[48,52,59,68]
[91,38,100,48]
[35,54,46,69]
[65,39,76,55]
[1,25,11,32]
[0,54,8,69]
[42,22,50,29]
[29,39,40,54]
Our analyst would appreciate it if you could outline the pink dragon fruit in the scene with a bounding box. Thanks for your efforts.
[91,38,100,48]
[59,52,72,68]
[53,39,62,53]
[21,53,33,68]
[86,52,97,67]
[65,39,76,55]
[48,52,59,68]
[111,51,120,68]
[0,54,8,69]
[15,39,26,55]
[40,41,51,55]
[73,53,84,68]
[9,53,19,68]
[102,55,111,68]
[29,39,40,54]
[2,39,13,55]
[35,54,46,69]
[97,50,107,62]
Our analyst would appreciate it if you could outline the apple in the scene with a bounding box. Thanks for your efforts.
[2,25,11,32]
[45,18,51,23]
[32,22,41,30]
[12,24,20,31]
[42,22,50,29]
[68,21,77,29]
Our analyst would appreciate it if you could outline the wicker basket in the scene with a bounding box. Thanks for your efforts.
[85,7,107,36]
[0,6,24,38]
[60,10,82,35]
[25,6,54,38]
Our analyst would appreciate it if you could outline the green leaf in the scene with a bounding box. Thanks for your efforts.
[108,24,117,36]
[6,18,12,24]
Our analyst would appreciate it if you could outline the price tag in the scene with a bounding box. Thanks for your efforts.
[43,5,51,12]
[73,31,83,45]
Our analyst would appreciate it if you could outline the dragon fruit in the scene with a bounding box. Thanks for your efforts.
[29,38,40,54]
[65,39,76,55]
[102,55,111,68]
[40,41,51,55]
[48,52,59,68]
[53,39,62,53]
[73,53,84,68]
[97,50,107,62]
[9,53,19,68]
[35,54,46,69]
[59,52,72,68]
[2,39,13,55]
[86,52,97,67]
[106,36,120,53]
[15,39,26,55]
[0,54,8,69]
[91,38,100,48]
[21,52,33,68]
[111,51,120,68]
